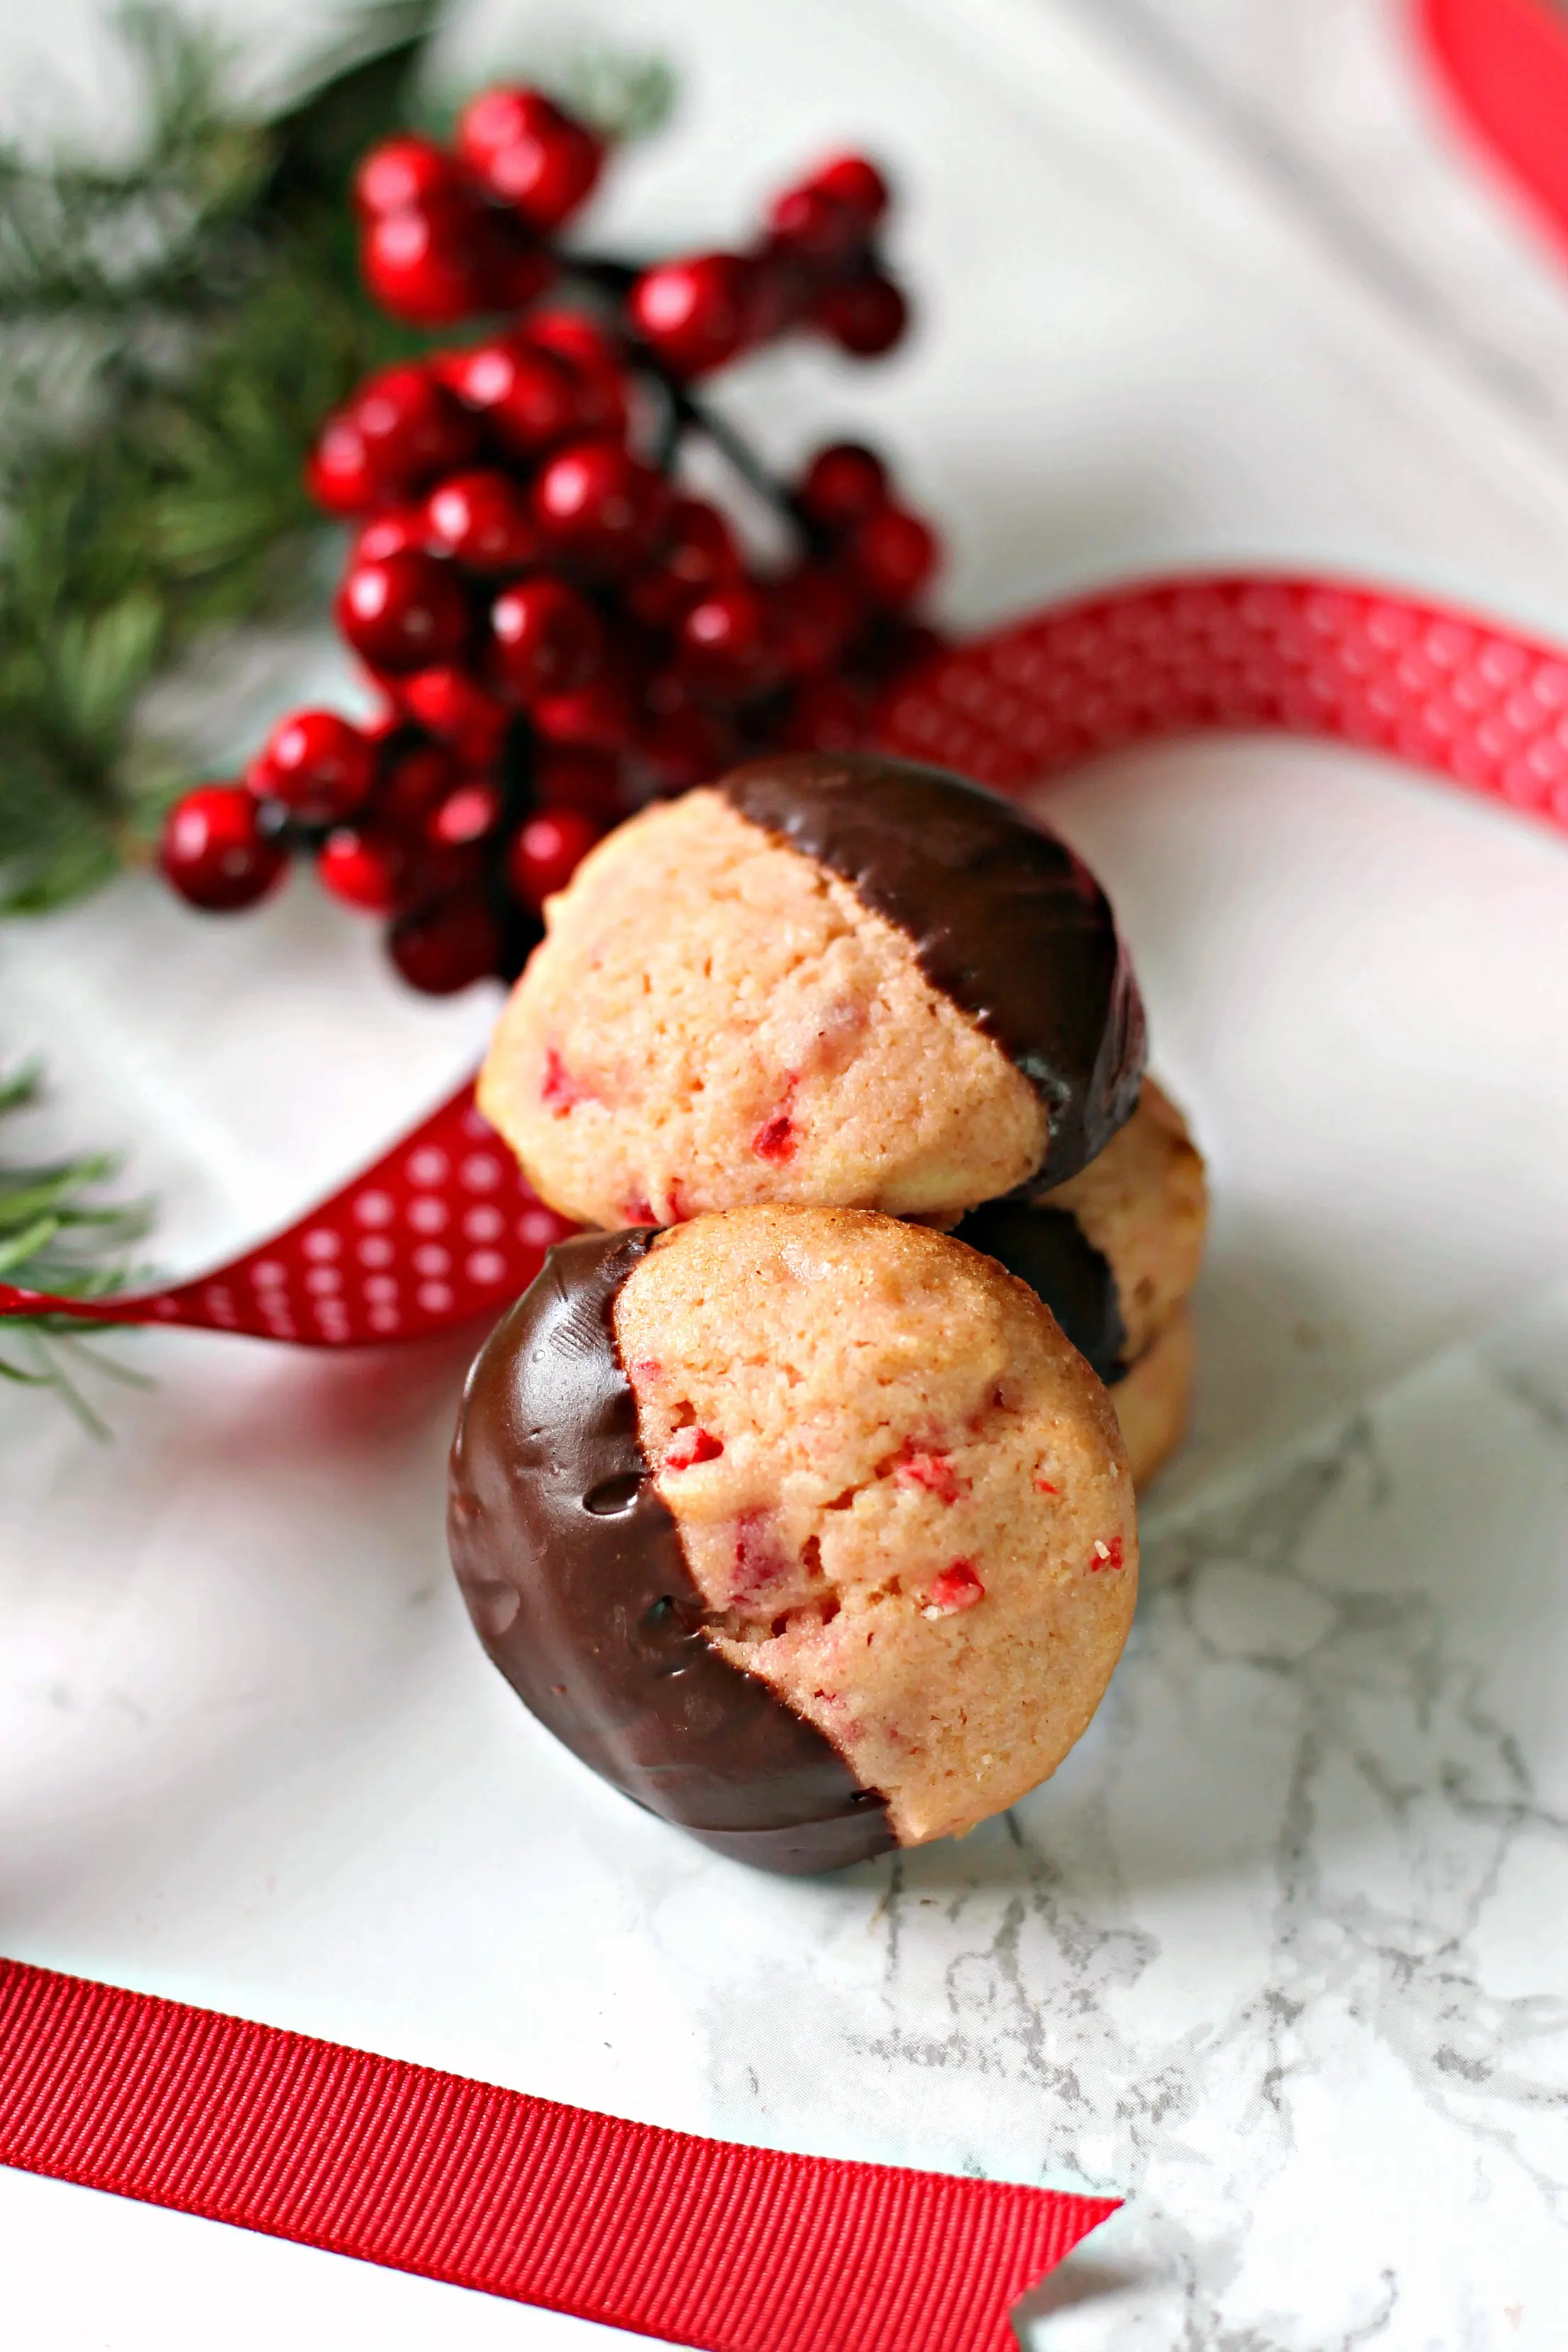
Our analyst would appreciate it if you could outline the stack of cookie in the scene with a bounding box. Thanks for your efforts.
[448,753,1206,1869]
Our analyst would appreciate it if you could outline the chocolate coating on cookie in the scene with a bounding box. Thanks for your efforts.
[953,1201,1127,1386]
[720,751,1146,1185]
[447,1229,893,1874]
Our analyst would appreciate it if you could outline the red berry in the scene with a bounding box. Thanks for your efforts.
[805,154,890,223]
[798,441,890,529]
[626,498,744,627]
[506,805,603,909]
[525,310,621,374]
[427,779,504,846]
[376,743,458,833]
[337,551,471,672]
[530,674,633,752]
[458,88,605,230]
[352,366,479,495]
[423,470,539,571]
[849,507,938,605]
[354,135,464,220]
[247,710,376,824]
[531,439,668,571]
[635,705,737,795]
[306,417,377,517]
[352,508,428,564]
[769,567,861,673]
[767,183,866,268]
[524,312,630,433]
[455,86,554,170]
[813,272,908,357]
[490,576,605,700]
[317,825,407,914]
[443,340,583,455]
[780,675,866,753]
[361,201,493,327]
[159,785,286,913]
[401,668,511,760]
[389,890,503,995]
[678,584,775,695]
[532,747,625,819]
[629,254,756,377]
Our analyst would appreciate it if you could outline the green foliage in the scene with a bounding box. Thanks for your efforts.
[0,0,676,921]
[0,1,443,914]
[0,1065,155,1433]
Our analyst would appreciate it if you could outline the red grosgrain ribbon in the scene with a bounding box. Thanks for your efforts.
[5,573,1567,1354]
[0,1959,1114,2351]
[1419,0,1568,264]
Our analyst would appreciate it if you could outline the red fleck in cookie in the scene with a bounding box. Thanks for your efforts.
[448,1206,1138,1869]
[477,753,1145,1230]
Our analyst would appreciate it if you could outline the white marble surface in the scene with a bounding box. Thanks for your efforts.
[4,3,1568,2348]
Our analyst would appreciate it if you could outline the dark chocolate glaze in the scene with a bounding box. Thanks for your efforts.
[719,751,1146,1187]
[953,1201,1127,1387]
[447,1230,894,1875]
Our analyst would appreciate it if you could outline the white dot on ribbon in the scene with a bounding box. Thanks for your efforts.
[408,1197,448,1234]
[520,1209,564,1248]
[460,1153,502,1192]
[466,1250,508,1284]
[304,1266,343,1296]
[354,1191,395,1228]
[463,1205,504,1242]
[413,1245,451,1277]
[406,1148,448,1185]
[416,1280,455,1314]
[364,1276,400,1304]
[301,1229,341,1262]
[250,1260,289,1290]
[357,1235,394,1268]
[367,1304,402,1335]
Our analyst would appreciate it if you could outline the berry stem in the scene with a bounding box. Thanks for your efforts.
[664,376,802,533]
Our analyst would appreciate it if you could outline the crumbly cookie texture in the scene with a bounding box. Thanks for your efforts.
[1034,1077,1208,1365]
[614,1205,1137,1847]
[1110,1304,1194,1490]
[478,789,1048,1229]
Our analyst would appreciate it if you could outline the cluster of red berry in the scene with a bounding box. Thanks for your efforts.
[157,85,944,994]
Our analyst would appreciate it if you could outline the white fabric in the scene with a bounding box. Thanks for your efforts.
[3,3,1568,2346]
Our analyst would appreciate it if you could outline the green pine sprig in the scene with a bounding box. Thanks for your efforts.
[0,1,672,917]
[0,1065,155,1433]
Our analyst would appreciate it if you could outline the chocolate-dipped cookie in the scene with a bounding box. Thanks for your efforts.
[449,1208,1138,1869]
[477,754,1145,1231]
[955,1078,1208,1486]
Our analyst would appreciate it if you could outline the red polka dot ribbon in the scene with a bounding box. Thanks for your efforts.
[4,572,1564,1356]
[0,1082,574,1347]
